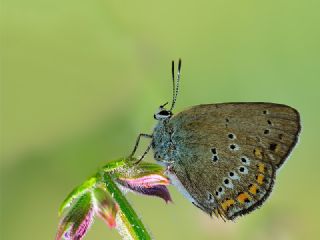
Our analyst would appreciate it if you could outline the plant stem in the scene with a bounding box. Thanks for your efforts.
[104,172,152,240]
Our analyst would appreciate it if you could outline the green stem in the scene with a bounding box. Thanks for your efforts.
[103,172,152,240]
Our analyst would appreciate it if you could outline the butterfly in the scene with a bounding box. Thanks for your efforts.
[130,59,301,220]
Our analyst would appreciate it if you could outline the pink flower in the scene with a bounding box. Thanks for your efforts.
[117,174,172,203]
[56,158,173,240]
[93,186,119,228]
[56,185,119,240]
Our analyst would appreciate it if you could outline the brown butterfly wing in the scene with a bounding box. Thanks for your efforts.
[168,103,300,220]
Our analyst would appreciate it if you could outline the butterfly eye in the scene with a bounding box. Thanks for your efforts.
[159,110,170,116]
[154,110,172,120]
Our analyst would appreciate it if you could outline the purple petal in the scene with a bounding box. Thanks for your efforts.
[72,208,94,240]
[136,184,172,203]
[56,192,94,240]
[120,174,170,188]
[117,179,172,203]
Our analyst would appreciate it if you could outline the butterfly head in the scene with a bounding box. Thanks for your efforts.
[154,102,173,120]
[153,59,181,121]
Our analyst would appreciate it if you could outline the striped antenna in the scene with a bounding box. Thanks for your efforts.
[170,58,182,111]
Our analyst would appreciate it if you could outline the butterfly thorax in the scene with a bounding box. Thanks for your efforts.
[152,115,219,213]
[152,120,177,165]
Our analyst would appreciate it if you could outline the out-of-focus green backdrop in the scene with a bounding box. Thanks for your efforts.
[1,0,320,239]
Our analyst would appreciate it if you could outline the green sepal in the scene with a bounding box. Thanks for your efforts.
[58,177,96,215]
[109,157,167,180]
[56,192,93,240]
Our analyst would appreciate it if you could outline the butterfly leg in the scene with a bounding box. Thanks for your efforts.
[130,133,153,159]
[135,142,153,164]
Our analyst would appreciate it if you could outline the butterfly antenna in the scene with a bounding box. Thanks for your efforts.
[170,58,182,111]
[171,60,175,109]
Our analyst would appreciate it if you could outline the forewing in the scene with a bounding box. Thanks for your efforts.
[169,103,300,220]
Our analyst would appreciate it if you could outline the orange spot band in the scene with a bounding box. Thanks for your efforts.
[249,184,259,195]
[257,174,264,185]
[237,192,251,203]
[254,148,263,159]
[221,199,235,211]
[258,163,265,173]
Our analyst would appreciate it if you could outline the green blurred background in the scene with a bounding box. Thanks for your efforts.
[1,0,320,239]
